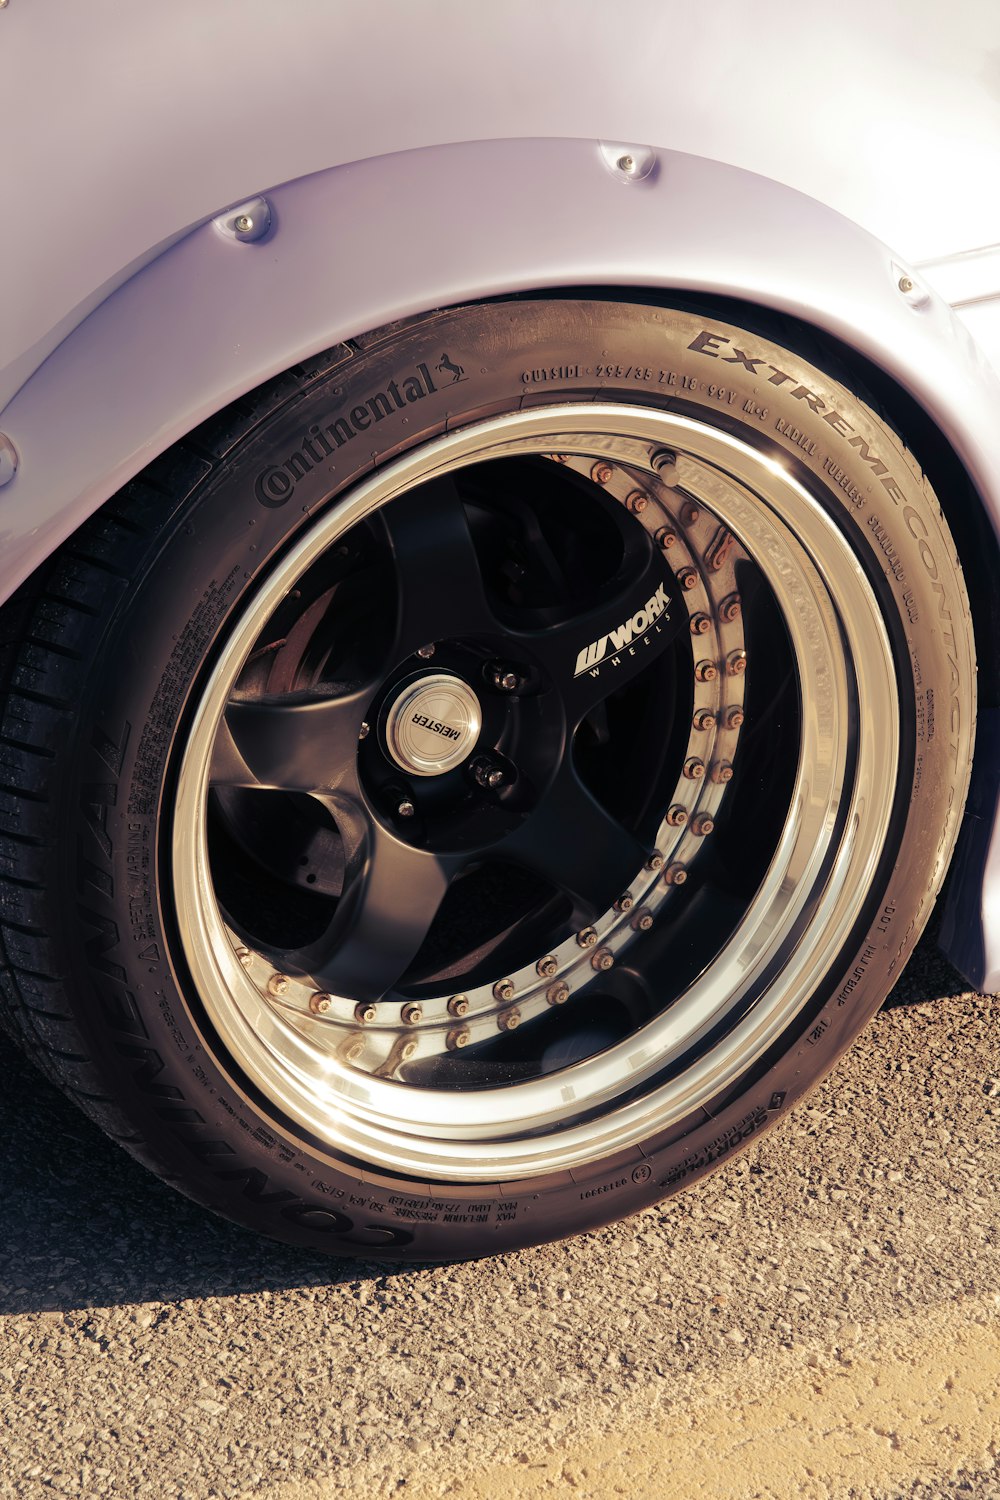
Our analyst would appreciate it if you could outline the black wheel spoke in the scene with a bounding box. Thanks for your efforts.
[213,685,373,794]
[512,535,685,722]
[296,817,459,1003]
[500,765,650,919]
[382,476,498,651]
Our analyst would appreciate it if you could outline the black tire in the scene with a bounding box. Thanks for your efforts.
[0,298,976,1259]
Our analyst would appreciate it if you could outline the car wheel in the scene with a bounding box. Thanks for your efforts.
[0,299,976,1258]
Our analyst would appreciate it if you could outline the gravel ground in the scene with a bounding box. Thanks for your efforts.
[0,937,997,1500]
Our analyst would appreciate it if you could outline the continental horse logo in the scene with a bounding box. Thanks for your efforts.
[254,355,467,507]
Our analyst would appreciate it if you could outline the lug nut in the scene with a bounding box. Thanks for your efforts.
[397,798,416,818]
[632,908,654,931]
[711,760,734,784]
[614,891,634,913]
[651,449,678,482]
[724,706,746,729]
[677,568,699,591]
[448,994,470,1017]
[720,593,742,622]
[490,665,521,693]
[576,926,599,948]
[683,757,706,780]
[591,947,614,972]
[447,1026,471,1050]
[666,803,688,827]
[695,659,718,682]
[358,721,370,741]
[536,955,559,979]
[591,461,614,485]
[401,1003,423,1025]
[266,972,289,997]
[645,851,664,871]
[354,1001,377,1024]
[474,760,506,790]
[693,709,716,731]
[310,992,333,1016]
[416,643,436,659]
[547,981,571,1005]
[681,501,700,526]
[655,527,677,550]
[497,1008,521,1031]
[727,649,748,676]
[665,862,688,885]
[692,814,715,836]
[235,946,253,968]
[493,978,515,1002]
[689,613,711,636]
[626,490,649,515]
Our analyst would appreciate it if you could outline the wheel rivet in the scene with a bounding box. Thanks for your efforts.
[267,972,289,997]
[655,527,677,550]
[497,1008,521,1031]
[681,501,700,526]
[614,891,634,912]
[401,1002,423,1025]
[693,709,716,731]
[493,978,515,1002]
[576,926,599,948]
[358,721,370,741]
[591,947,614,971]
[417,643,436,659]
[665,862,688,885]
[626,490,649,515]
[397,798,416,818]
[632,909,654,931]
[447,1026,471,1050]
[692,814,715,836]
[547,981,571,1006]
[353,1001,376,1024]
[720,593,742,622]
[235,946,253,968]
[711,760,734,784]
[448,994,470,1017]
[683,757,706,780]
[689,613,711,636]
[724,706,745,729]
[727,649,748,676]
[645,851,664,871]
[651,450,678,483]
[666,804,688,827]
[591,461,614,485]
[677,568,699,591]
[695,660,718,682]
[536,955,559,978]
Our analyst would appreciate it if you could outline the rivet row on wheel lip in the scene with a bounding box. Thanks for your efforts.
[225,442,748,1076]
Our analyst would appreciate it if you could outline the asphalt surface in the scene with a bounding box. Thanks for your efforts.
[0,937,997,1500]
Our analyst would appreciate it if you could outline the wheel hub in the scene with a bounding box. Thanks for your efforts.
[383,671,483,777]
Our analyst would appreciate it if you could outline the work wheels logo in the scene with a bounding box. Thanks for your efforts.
[254,355,466,508]
[574,582,671,677]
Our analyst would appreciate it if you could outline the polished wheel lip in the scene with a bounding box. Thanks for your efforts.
[172,403,899,1181]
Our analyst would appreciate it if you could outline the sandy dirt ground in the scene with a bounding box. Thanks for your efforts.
[0,939,997,1499]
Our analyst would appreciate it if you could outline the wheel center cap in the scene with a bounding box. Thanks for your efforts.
[384,672,483,777]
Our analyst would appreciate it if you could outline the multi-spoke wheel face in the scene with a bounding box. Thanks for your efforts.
[173,404,898,1182]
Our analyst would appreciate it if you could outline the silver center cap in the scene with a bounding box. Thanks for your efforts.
[384,673,483,777]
